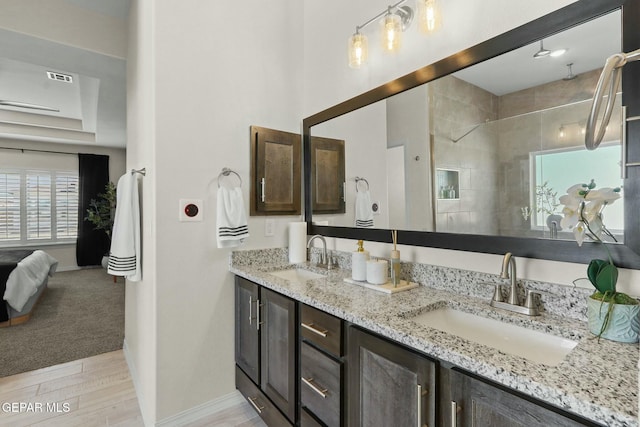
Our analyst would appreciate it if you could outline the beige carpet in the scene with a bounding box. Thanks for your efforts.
[0,268,124,377]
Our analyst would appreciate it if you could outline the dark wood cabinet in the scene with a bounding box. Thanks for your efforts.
[446,369,601,427]
[234,277,259,384]
[260,287,296,422]
[310,136,345,214]
[250,125,301,215]
[347,326,436,427]
[234,277,295,426]
[235,275,600,427]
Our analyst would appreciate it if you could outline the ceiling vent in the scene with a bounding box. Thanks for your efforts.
[46,71,73,83]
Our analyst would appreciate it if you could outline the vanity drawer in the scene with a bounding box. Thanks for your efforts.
[301,342,342,427]
[301,304,342,356]
[235,366,292,427]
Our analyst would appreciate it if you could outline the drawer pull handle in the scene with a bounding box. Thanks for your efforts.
[302,377,328,398]
[301,322,328,337]
[248,296,253,325]
[247,396,264,414]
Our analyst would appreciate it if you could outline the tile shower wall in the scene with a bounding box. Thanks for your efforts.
[496,68,622,238]
[431,76,499,234]
[431,69,620,238]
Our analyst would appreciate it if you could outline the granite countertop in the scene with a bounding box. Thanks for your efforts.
[230,252,638,427]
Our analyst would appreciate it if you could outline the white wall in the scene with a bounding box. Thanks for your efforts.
[127,0,303,423]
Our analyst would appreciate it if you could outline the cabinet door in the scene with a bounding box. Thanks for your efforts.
[310,136,345,214]
[448,369,599,427]
[250,125,301,215]
[235,277,259,384]
[261,288,296,422]
[348,326,435,427]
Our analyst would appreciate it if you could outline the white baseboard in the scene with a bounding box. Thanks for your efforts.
[155,391,245,427]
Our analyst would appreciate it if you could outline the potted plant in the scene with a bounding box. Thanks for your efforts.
[559,179,639,342]
[535,181,562,233]
[85,182,116,268]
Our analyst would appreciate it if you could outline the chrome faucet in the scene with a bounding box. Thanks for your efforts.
[307,235,330,268]
[491,252,539,316]
[501,252,519,305]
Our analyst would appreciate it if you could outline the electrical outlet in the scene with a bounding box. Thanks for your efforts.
[265,219,275,236]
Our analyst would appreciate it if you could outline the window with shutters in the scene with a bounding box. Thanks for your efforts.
[0,169,79,246]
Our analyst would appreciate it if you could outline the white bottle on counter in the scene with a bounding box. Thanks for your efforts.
[352,240,370,281]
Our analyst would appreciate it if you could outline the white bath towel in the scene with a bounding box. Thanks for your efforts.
[108,172,141,281]
[217,186,249,248]
[355,190,374,228]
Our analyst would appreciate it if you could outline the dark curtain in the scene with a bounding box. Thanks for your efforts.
[77,154,110,266]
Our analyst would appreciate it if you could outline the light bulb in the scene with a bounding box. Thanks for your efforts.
[559,125,565,139]
[381,12,402,52]
[348,32,368,69]
[418,0,438,33]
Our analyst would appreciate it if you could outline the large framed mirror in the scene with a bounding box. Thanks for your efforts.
[303,0,640,268]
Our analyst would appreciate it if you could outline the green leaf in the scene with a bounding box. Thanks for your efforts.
[587,259,608,290]
[595,263,618,293]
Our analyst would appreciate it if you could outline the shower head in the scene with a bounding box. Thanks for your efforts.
[563,63,577,80]
[533,40,551,58]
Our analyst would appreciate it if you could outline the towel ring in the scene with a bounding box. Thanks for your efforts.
[355,176,369,192]
[218,167,242,188]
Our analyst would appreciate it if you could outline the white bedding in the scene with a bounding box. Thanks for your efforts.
[3,250,58,312]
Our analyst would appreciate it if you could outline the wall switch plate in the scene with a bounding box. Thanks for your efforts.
[371,201,381,215]
[179,199,203,222]
[265,219,275,236]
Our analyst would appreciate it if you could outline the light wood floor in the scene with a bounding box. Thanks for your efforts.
[0,350,265,427]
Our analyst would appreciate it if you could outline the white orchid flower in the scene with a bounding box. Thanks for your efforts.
[586,187,621,205]
[574,221,586,246]
[559,194,581,209]
[560,205,579,229]
[589,215,604,239]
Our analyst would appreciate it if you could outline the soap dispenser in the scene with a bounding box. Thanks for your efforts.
[352,240,370,281]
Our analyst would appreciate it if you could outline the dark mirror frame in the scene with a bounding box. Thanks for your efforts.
[304,0,640,269]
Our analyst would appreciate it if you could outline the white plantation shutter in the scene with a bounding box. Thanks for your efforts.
[0,172,21,241]
[26,172,52,240]
[55,172,79,238]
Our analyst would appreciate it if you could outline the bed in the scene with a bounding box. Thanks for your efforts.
[0,250,58,327]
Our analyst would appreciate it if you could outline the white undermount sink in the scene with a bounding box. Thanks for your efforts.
[410,307,577,366]
[268,268,326,283]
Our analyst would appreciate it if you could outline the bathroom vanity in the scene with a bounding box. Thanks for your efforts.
[231,249,637,427]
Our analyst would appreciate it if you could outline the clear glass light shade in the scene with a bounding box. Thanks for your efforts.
[348,32,369,68]
[418,0,439,33]
[381,13,402,52]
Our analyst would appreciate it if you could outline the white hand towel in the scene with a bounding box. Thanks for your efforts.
[108,172,141,281]
[217,186,249,248]
[355,190,374,228]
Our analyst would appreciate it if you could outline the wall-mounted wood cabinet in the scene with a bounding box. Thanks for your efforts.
[310,136,345,214]
[250,125,301,216]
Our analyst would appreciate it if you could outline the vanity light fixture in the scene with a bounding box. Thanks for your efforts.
[558,125,565,139]
[418,0,439,33]
[550,48,567,57]
[347,0,419,68]
[348,30,369,69]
